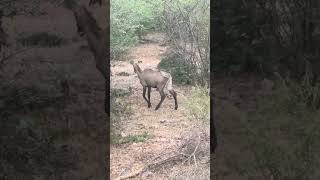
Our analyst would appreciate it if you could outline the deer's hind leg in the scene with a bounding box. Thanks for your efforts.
[155,89,166,111]
[147,87,152,108]
[169,90,178,110]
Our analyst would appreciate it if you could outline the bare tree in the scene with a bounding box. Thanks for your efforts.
[161,0,210,86]
[72,4,109,111]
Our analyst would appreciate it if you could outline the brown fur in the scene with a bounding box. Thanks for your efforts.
[133,63,178,110]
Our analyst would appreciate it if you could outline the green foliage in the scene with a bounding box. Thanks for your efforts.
[111,0,164,60]
[17,32,66,47]
[184,86,209,122]
[111,88,132,98]
[112,132,152,144]
[110,88,132,138]
[158,52,195,85]
[110,95,132,122]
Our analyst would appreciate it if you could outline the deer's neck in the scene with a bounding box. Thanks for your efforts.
[136,71,144,81]
[134,67,146,85]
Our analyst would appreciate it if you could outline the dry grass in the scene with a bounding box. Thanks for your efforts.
[113,130,209,180]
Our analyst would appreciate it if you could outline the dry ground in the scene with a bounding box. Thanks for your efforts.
[110,33,210,180]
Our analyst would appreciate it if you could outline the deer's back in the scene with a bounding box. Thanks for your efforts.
[141,69,166,88]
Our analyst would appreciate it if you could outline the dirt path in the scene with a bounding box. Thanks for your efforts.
[110,33,199,179]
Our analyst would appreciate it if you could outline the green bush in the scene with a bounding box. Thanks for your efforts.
[112,131,153,144]
[110,89,132,140]
[17,32,66,47]
[158,52,195,85]
[184,86,209,122]
[111,0,164,60]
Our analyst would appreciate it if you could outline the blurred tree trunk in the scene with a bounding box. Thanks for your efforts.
[0,10,8,52]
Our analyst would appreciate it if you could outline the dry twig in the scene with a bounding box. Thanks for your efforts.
[115,133,207,180]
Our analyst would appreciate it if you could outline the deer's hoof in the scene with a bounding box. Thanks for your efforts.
[148,104,152,108]
[155,107,159,111]
[175,106,178,110]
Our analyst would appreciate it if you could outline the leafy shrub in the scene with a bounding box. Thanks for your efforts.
[17,32,66,47]
[184,86,209,122]
[158,52,195,85]
[111,46,129,61]
[112,131,153,144]
[110,89,132,122]
[161,0,210,85]
[111,88,131,98]
[110,88,132,139]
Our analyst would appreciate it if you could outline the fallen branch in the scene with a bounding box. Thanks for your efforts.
[115,152,182,180]
[115,133,206,180]
[114,165,144,180]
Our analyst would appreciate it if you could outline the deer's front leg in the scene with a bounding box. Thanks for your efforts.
[142,86,149,106]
